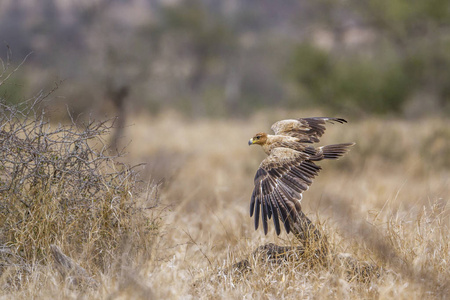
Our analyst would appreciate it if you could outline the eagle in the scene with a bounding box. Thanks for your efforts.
[248,117,354,235]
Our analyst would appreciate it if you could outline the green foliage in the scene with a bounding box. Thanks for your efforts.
[335,59,411,113]
[0,76,25,105]
[288,44,334,104]
[288,44,412,114]
[285,0,450,116]
[161,0,236,63]
[363,0,450,41]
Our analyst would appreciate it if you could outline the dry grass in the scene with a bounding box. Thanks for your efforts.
[0,100,161,298]
[1,109,449,299]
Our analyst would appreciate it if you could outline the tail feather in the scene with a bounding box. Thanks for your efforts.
[321,143,355,159]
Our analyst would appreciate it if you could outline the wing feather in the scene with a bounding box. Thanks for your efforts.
[250,188,256,217]
[254,194,260,230]
[250,148,320,235]
[273,188,291,233]
[268,193,281,235]
[271,117,347,143]
[261,195,269,234]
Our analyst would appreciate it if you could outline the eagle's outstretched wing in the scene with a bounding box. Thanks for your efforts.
[250,148,321,235]
[271,117,347,143]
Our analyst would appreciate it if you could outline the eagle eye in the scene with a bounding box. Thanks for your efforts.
[255,136,261,140]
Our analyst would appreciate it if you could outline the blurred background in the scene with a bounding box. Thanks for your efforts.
[1,0,450,120]
[1,2,450,297]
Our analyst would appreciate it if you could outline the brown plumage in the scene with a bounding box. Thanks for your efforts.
[248,117,354,235]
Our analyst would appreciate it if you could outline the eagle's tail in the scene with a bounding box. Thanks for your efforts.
[320,143,355,159]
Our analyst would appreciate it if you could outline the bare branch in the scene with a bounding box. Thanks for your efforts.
[0,51,32,87]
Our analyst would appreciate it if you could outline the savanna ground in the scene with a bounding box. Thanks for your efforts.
[1,108,449,299]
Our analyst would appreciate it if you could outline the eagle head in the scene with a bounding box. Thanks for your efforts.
[248,132,268,146]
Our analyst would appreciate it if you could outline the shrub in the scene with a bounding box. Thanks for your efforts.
[288,43,413,115]
[0,95,160,272]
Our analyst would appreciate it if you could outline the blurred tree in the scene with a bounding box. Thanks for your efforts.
[2,0,449,117]
[352,0,450,113]
[288,44,411,114]
[71,0,156,148]
[288,0,450,115]
[160,0,237,116]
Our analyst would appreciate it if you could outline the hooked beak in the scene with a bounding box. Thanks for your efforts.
[248,138,253,146]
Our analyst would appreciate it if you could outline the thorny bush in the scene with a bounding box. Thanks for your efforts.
[0,97,160,273]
